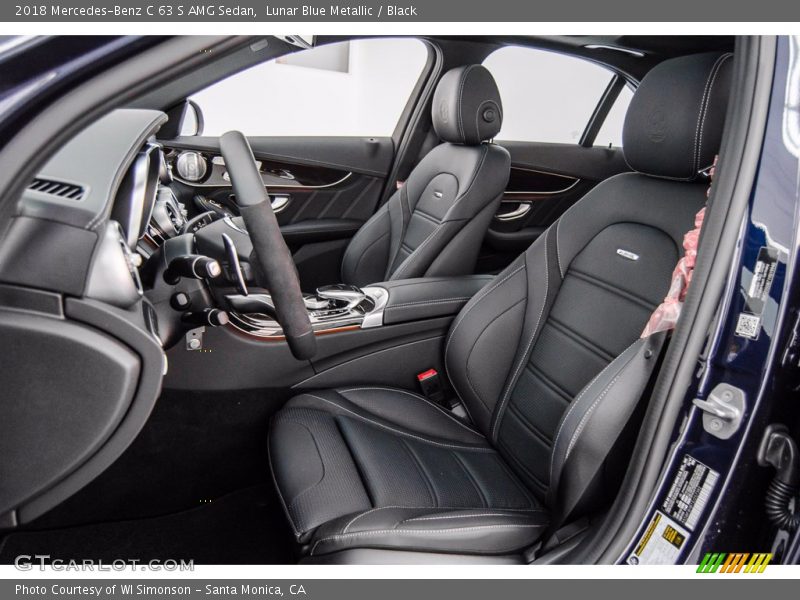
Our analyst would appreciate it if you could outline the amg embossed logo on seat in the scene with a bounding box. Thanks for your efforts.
[617,249,640,261]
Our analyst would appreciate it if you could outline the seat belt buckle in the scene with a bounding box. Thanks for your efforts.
[417,369,446,405]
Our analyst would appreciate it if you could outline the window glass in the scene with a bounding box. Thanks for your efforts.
[483,46,625,144]
[191,38,428,137]
[594,86,633,147]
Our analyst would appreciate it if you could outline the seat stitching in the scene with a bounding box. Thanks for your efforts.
[457,66,478,142]
[399,439,438,507]
[385,297,472,309]
[343,505,411,534]
[490,452,540,506]
[299,394,493,451]
[525,363,573,404]
[547,316,617,363]
[378,144,493,283]
[497,439,548,492]
[564,344,642,461]
[491,233,551,442]
[336,386,481,435]
[349,230,390,281]
[343,505,544,535]
[390,222,447,280]
[568,268,656,312]
[446,144,489,207]
[565,373,624,462]
[693,53,732,172]
[382,275,492,290]
[555,219,564,279]
[691,58,719,172]
[310,524,542,555]
[343,503,541,530]
[412,209,442,226]
[403,512,544,523]
[444,264,525,365]
[506,404,553,447]
[548,338,640,485]
[267,431,301,538]
[696,54,733,170]
[341,207,388,279]
[451,452,489,509]
[464,297,528,414]
[385,184,413,278]
[282,420,329,513]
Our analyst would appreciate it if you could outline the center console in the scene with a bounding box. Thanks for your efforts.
[223,276,492,340]
[161,274,493,392]
[225,284,389,339]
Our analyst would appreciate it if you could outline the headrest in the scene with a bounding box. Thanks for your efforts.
[623,52,733,181]
[432,65,503,145]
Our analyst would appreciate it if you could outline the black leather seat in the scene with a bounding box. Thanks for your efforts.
[269,52,733,559]
[340,65,511,287]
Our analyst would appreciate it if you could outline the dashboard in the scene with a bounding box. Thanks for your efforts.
[0,108,178,524]
[14,108,173,327]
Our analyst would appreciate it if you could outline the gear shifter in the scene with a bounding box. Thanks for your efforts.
[315,284,367,310]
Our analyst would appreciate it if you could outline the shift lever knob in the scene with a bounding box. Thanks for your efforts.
[316,284,366,308]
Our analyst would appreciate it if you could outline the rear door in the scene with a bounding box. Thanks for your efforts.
[159,38,431,291]
[478,46,634,272]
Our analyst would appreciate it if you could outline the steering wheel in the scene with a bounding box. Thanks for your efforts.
[219,131,316,360]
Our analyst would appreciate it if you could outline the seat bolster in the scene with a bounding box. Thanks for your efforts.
[547,333,665,510]
[268,403,372,542]
[290,387,486,446]
[308,506,549,556]
[340,203,393,287]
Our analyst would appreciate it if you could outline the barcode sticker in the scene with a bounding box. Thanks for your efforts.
[661,454,719,531]
[735,313,761,340]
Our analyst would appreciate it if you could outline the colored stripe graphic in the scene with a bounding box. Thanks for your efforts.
[697,552,772,573]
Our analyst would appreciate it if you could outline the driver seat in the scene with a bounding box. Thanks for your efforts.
[269,52,733,560]
[340,65,510,287]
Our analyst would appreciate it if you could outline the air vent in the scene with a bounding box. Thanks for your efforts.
[27,178,86,200]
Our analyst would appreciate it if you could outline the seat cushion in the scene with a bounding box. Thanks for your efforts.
[269,387,549,556]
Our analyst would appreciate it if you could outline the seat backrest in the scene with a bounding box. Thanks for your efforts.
[445,52,733,511]
[341,65,511,287]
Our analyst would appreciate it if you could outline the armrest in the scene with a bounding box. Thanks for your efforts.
[280,218,363,245]
[374,275,494,325]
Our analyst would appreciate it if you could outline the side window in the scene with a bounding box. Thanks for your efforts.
[594,87,633,148]
[190,38,428,137]
[483,46,631,146]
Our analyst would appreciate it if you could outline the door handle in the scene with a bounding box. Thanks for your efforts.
[495,202,531,221]
[270,195,290,213]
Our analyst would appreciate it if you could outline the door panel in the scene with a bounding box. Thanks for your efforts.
[477,141,630,273]
[161,136,394,291]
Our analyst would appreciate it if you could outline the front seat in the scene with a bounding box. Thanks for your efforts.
[340,65,511,287]
[269,52,733,560]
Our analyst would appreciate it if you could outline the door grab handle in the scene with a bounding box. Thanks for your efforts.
[495,203,531,221]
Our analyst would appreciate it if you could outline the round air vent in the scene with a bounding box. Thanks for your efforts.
[175,151,208,182]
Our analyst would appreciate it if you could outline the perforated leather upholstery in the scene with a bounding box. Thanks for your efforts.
[341,65,510,287]
[270,52,733,558]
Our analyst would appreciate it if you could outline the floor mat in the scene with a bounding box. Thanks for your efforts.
[0,485,293,565]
